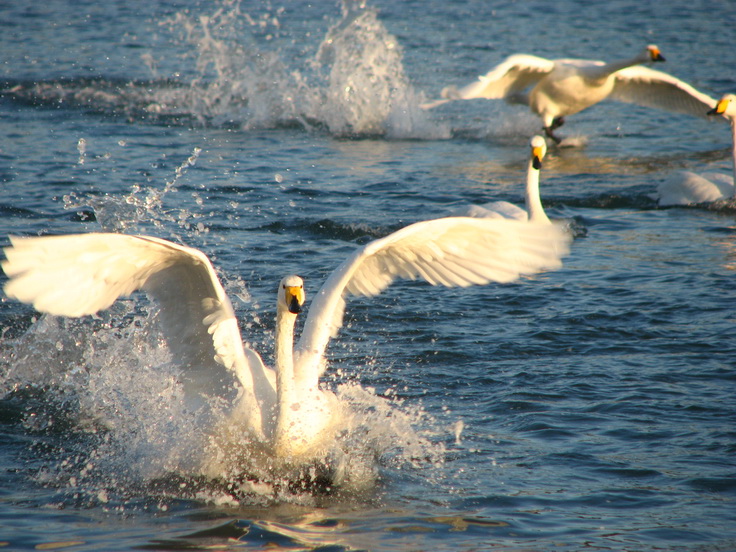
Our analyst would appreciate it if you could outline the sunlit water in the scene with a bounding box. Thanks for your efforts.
[1,0,735,550]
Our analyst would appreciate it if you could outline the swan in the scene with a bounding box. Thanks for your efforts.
[657,93,736,206]
[422,45,716,144]
[459,135,551,224]
[2,216,571,473]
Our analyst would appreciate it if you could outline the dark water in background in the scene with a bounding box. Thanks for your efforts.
[1,0,736,550]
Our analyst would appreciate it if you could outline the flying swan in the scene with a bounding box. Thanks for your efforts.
[2,216,571,474]
[657,93,736,206]
[458,135,551,223]
[422,45,716,144]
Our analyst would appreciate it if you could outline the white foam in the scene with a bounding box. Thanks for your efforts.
[149,1,449,138]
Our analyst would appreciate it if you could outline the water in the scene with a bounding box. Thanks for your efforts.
[1,0,735,550]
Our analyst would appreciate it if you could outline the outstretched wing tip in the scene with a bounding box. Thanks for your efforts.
[296,216,571,377]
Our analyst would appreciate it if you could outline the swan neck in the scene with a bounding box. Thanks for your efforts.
[587,53,646,81]
[274,308,296,408]
[526,159,550,224]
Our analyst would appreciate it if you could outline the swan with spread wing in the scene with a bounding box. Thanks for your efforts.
[423,45,715,144]
[2,216,571,469]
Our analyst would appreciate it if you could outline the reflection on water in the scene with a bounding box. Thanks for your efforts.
[710,224,736,271]
[146,508,512,551]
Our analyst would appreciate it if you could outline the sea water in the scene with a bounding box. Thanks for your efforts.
[1,0,735,550]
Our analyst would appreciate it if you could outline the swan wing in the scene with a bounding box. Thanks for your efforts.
[610,66,716,116]
[1,233,270,406]
[434,54,554,104]
[294,217,571,381]
[553,59,606,68]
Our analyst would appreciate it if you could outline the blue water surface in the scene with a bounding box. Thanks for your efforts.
[1,0,735,550]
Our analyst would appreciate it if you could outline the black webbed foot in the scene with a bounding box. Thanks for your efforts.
[550,116,565,131]
[543,126,562,144]
[544,117,566,144]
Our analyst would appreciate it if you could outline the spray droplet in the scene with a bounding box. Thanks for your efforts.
[454,419,464,445]
[77,138,87,165]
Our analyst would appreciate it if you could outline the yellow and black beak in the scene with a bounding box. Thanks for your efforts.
[532,145,544,170]
[649,46,665,62]
[284,285,304,314]
[708,97,730,117]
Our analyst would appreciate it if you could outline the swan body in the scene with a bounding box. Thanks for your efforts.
[423,45,716,143]
[2,216,571,469]
[458,135,551,224]
[657,94,736,206]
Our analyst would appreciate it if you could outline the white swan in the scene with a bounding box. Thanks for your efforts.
[423,45,716,144]
[657,93,736,206]
[2,216,571,469]
[460,135,551,224]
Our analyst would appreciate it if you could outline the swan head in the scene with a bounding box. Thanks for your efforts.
[278,275,305,315]
[646,44,665,63]
[707,94,736,118]
[530,135,547,170]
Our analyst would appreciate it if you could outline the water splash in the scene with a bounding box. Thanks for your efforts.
[156,0,447,137]
[155,0,446,136]
[3,1,447,139]
[307,0,441,138]
[157,1,295,129]
[1,305,443,506]
[1,307,200,489]
[63,145,205,236]
[77,138,87,165]
[1,155,444,507]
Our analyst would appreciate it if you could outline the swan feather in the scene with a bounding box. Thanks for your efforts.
[3,215,571,461]
[1,233,264,405]
[424,45,716,142]
[610,66,716,116]
[294,216,570,383]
